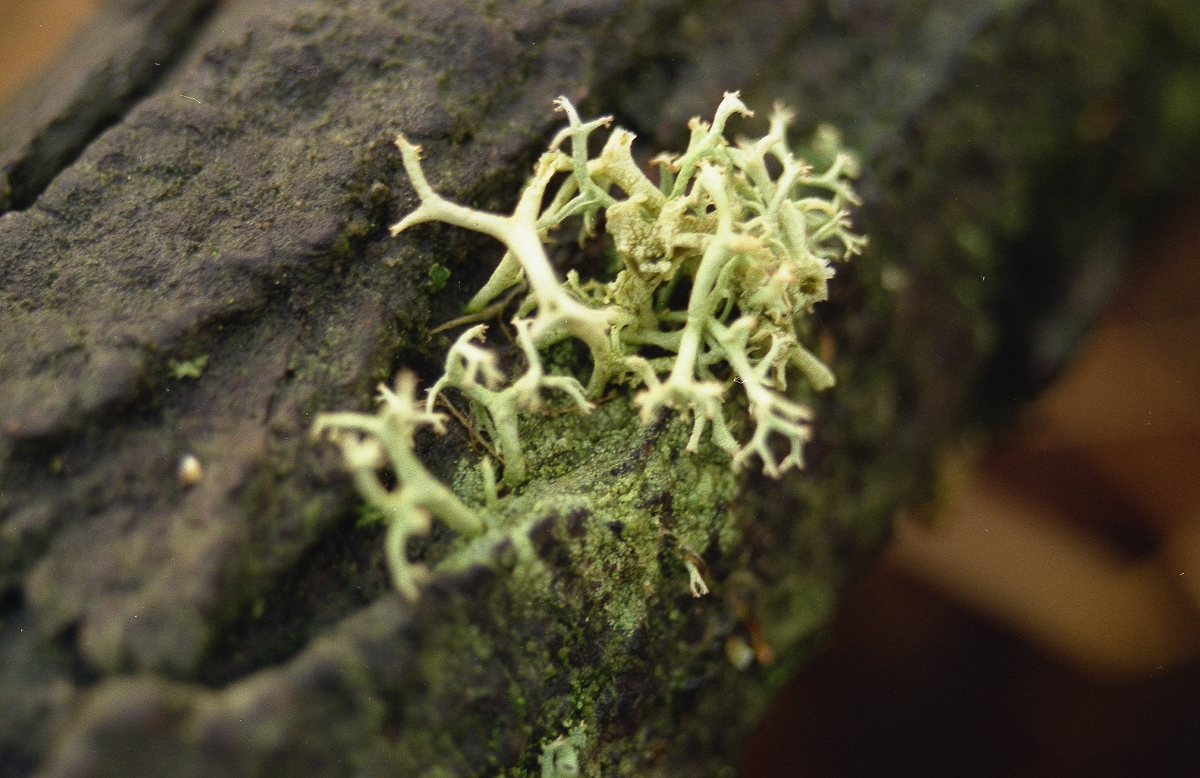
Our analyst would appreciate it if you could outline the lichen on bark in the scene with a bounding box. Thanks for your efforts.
[1,0,1199,776]
[314,93,865,607]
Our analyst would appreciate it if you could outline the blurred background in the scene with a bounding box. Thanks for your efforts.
[0,0,96,101]
[4,1,1199,776]
[740,202,1200,777]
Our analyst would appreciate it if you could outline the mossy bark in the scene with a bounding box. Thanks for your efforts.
[1,0,1198,776]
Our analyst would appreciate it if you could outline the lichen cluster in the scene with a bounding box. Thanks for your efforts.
[313,93,864,597]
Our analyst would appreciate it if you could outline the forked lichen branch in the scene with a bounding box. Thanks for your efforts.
[311,372,483,600]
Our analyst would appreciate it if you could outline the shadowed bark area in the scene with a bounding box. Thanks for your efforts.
[0,0,1198,776]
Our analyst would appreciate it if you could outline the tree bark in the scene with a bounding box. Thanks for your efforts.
[1,0,1198,776]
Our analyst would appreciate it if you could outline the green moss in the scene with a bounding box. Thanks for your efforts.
[1161,66,1200,136]
[439,395,738,627]
[427,262,452,292]
[365,390,846,775]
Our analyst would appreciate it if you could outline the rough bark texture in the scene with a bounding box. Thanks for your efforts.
[0,0,1198,776]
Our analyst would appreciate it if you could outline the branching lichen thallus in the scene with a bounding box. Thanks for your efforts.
[312,92,866,598]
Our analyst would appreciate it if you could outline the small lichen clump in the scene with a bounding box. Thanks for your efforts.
[313,93,865,598]
[539,729,585,778]
[312,372,485,598]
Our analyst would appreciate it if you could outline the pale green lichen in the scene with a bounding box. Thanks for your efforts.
[168,353,209,379]
[392,92,863,478]
[311,372,484,600]
[539,727,585,778]
[313,93,865,598]
[425,322,592,487]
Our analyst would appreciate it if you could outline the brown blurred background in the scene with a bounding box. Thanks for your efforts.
[4,2,1200,776]
[0,0,97,101]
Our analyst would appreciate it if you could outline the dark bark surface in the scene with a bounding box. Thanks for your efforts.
[1,1,1198,776]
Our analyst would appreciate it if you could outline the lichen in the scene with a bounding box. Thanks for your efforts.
[312,372,485,600]
[539,727,585,778]
[313,94,864,599]
[167,353,209,379]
